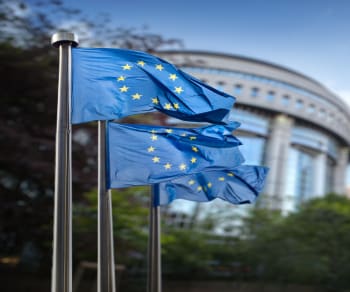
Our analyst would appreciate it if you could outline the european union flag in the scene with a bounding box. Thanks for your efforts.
[107,122,244,188]
[157,165,269,205]
[72,48,235,124]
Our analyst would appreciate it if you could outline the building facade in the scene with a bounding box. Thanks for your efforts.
[158,50,350,213]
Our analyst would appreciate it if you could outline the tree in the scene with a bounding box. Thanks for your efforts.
[240,194,350,291]
[0,0,182,278]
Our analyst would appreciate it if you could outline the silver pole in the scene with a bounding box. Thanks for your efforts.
[51,32,78,292]
[147,184,162,292]
[98,121,116,292]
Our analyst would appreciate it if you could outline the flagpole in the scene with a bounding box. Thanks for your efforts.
[98,120,116,292]
[51,32,78,292]
[147,184,162,292]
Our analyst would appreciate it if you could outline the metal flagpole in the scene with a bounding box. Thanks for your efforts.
[51,32,78,292]
[98,121,116,292]
[147,184,162,292]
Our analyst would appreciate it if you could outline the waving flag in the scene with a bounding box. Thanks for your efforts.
[157,165,269,205]
[72,48,235,124]
[107,122,244,188]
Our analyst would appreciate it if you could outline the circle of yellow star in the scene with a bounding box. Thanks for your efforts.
[165,129,173,133]
[122,64,132,70]
[152,97,159,104]
[174,86,184,94]
[190,157,197,164]
[164,163,172,170]
[119,85,129,92]
[173,103,180,110]
[137,60,146,67]
[218,177,225,181]
[132,93,142,100]
[155,64,164,71]
[227,172,234,177]
[169,74,178,81]
[189,136,196,140]
[152,156,160,163]
[197,186,203,191]
[151,134,158,141]
[179,163,187,171]
[192,146,199,152]
[117,76,125,81]
[147,146,155,152]
[207,182,212,188]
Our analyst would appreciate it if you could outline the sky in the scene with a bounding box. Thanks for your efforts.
[53,0,350,107]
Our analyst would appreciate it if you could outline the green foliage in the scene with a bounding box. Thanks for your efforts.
[0,0,182,276]
[73,187,150,268]
[240,194,350,291]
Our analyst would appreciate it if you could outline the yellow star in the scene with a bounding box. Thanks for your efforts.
[164,163,172,170]
[181,133,187,137]
[164,103,173,110]
[137,60,146,67]
[174,86,184,94]
[122,64,132,70]
[174,103,180,110]
[169,74,178,81]
[152,97,159,104]
[151,129,157,134]
[119,85,129,92]
[179,163,187,171]
[218,177,225,181]
[197,186,203,191]
[155,64,164,71]
[147,146,155,152]
[132,93,142,100]
[117,76,125,81]
[188,180,195,185]
[151,134,158,141]
[227,172,234,177]
[189,136,196,140]
[152,156,160,163]
[192,146,199,152]
[165,129,173,133]
[190,157,197,164]
[207,182,212,188]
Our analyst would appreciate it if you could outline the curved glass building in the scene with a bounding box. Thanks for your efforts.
[157,50,350,213]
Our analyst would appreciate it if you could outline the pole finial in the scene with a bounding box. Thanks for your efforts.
[51,32,79,48]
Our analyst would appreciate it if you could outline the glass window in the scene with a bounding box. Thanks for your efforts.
[325,158,335,194]
[237,135,266,165]
[284,147,315,208]
[216,81,225,91]
[307,104,315,114]
[320,109,326,118]
[295,99,303,109]
[251,87,259,97]
[281,95,290,106]
[266,91,275,101]
[234,84,242,95]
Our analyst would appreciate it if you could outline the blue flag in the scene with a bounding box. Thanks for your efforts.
[72,48,235,124]
[107,122,244,188]
[157,165,269,205]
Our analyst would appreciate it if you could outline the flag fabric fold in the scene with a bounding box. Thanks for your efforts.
[157,165,269,205]
[107,122,244,188]
[71,48,235,124]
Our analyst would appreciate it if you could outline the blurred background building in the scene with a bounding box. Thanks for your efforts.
[157,50,350,216]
